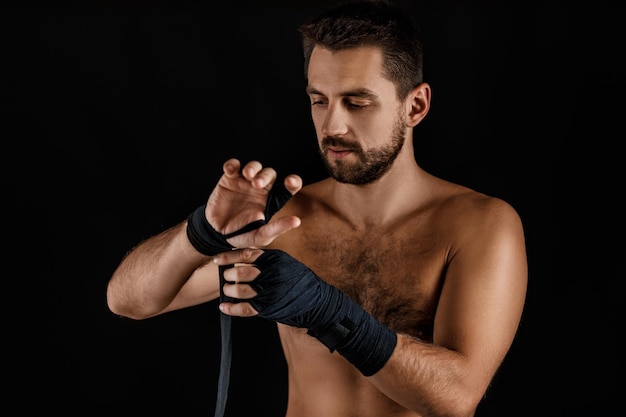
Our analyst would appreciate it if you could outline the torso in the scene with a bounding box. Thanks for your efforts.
[268,176,480,417]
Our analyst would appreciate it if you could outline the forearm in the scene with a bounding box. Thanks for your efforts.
[217,248,494,417]
[106,221,212,319]
[369,334,486,417]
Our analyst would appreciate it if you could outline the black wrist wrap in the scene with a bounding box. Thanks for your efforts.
[248,249,398,376]
[263,181,292,220]
[305,284,398,377]
[186,205,236,256]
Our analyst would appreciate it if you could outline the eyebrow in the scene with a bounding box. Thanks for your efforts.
[306,86,379,100]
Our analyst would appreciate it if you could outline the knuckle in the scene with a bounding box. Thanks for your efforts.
[233,267,246,281]
[235,266,259,283]
[241,247,255,260]
[242,303,258,316]
[232,284,247,298]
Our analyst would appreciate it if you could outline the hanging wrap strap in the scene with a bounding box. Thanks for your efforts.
[213,265,232,417]
[185,182,293,417]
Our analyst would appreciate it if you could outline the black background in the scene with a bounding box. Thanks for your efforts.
[4,0,623,415]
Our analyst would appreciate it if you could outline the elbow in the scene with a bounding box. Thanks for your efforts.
[419,395,482,417]
[408,372,489,417]
[106,281,160,320]
[432,384,489,417]
[105,290,140,320]
[447,395,484,417]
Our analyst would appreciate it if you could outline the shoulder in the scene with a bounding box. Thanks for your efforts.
[435,183,524,236]
[438,187,527,274]
[411,178,526,262]
[280,178,333,215]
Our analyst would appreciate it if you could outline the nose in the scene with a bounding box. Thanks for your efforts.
[321,103,349,137]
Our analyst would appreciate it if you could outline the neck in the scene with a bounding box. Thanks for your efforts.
[329,151,427,228]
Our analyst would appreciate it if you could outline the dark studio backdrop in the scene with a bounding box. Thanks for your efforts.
[4,0,622,415]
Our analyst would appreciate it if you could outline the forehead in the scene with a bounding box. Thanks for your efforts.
[307,46,395,97]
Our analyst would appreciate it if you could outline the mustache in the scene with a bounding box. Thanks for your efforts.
[321,136,361,151]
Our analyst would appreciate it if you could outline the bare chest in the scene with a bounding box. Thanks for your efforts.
[286,223,447,341]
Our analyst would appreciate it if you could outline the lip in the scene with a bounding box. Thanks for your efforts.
[327,147,353,159]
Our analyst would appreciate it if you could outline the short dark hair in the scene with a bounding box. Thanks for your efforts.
[298,0,424,99]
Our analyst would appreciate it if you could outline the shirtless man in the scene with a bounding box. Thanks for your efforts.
[106,1,528,416]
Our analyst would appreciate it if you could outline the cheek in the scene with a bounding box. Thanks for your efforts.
[354,114,391,140]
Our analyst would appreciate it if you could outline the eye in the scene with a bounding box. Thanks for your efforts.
[310,95,328,107]
[346,100,370,110]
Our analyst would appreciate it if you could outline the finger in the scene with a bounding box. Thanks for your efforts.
[252,167,278,190]
[213,247,263,266]
[284,174,303,195]
[224,216,301,249]
[219,301,259,317]
[253,216,301,246]
[241,160,264,182]
[222,281,258,299]
[222,158,242,178]
[221,263,261,284]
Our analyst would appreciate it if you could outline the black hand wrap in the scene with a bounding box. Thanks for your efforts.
[246,249,397,377]
[186,181,293,256]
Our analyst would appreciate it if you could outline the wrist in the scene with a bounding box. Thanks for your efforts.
[335,314,397,376]
[186,205,234,256]
[307,287,397,376]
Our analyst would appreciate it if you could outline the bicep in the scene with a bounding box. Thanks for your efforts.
[433,203,527,382]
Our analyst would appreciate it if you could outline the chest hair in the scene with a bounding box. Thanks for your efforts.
[295,229,443,341]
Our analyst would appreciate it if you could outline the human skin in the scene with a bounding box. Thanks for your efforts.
[107,45,527,417]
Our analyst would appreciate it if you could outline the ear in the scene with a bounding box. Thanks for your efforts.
[405,83,431,127]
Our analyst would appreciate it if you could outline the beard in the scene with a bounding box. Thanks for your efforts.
[319,115,406,185]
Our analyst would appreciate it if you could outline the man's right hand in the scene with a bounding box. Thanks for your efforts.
[194,158,302,252]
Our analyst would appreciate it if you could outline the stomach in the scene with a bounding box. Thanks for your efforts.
[278,325,419,417]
